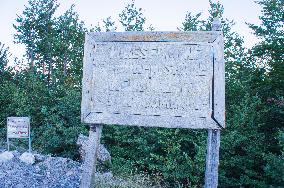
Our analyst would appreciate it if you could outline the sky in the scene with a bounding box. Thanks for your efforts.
[0,0,262,61]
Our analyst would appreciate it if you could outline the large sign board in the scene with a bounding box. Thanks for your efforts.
[81,32,225,129]
[7,117,30,138]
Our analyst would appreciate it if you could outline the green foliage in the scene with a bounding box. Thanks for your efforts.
[119,0,146,31]
[103,126,207,187]
[94,16,117,32]
[103,17,117,32]
[180,0,284,187]
[14,0,87,87]
[0,0,89,159]
[13,0,59,82]
[94,0,150,32]
[0,43,10,73]
[53,5,87,86]
[0,69,86,158]
[248,0,284,97]
[220,95,267,187]
[0,0,283,187]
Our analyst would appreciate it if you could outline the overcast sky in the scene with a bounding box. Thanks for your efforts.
[0,0,262,61]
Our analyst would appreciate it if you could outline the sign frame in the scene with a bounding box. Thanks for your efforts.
[7,117,31,153]
[80,18,224,188]
[81,31,225,129]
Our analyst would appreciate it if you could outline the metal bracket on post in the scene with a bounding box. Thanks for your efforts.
[80,124,103,188]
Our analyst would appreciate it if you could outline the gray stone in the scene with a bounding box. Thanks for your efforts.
[0,150,81,188]
[0,149,147,188]
[76,134,111,162]
[34,153,46,162]
[0,151,14,163]
[19,152,35,164]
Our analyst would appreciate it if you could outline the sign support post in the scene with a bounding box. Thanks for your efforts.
[205,129,221,188]
[28,122,32,153]
[7,134,10,151]
[80,18,224,188]
[204,18,222,188]
[80,124,102,188]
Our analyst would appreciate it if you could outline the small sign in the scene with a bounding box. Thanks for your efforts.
[7,117,30,138]
[7,117,31,152]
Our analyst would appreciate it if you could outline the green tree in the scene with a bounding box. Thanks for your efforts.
[14,0,87,87]
[8,0,88,158]
[247,0,284,186]
[3,0,282,186]
[178,0,283,187]
[119,0,146,31]
[14,0,58,84]
[248,0,283,110]
[0,42,11,78]
[52,5,86,86]
[93,16,117,32]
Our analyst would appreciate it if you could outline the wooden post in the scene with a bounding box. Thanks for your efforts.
[205,129,220,188]
[28,121,32,153]
[7,136,9,151]
[80,124,102,188]
[204,18,222,188]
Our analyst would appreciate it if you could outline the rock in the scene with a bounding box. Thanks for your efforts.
[19,152,35,164]
[101,172,113,179]
[0,149,81,188]
[98,144,111,163]
[76,134,111,162]
[0,151,14,163]
[34,153,46,162]
[0,148,5,153]
[0,148,152,188]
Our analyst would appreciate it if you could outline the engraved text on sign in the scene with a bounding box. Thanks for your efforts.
[93,42,212,117]
[81,32,225,129]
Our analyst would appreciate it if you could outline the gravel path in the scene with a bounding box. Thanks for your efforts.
[0,151,81,188]
[0,150,153,188]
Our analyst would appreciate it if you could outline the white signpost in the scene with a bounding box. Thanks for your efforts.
[80,19,224,188]
[7,117,31,153]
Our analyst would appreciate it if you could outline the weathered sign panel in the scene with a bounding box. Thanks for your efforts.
[81,32,225,129]
[7,117,30,138]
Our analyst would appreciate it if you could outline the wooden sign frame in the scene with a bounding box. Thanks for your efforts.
[81,31,224,129]
[80,19,224,188]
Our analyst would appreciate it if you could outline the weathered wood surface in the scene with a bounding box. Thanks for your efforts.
[205,18,223,188]
[81,31,224,129]
[205,129,220,188]
[88,31,221,43]
[212,30,225,127]
[80,124,102,188]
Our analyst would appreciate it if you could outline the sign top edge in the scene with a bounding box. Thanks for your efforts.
[7,117,30,119]
[7,117,30,120]
[86,31,222,43]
